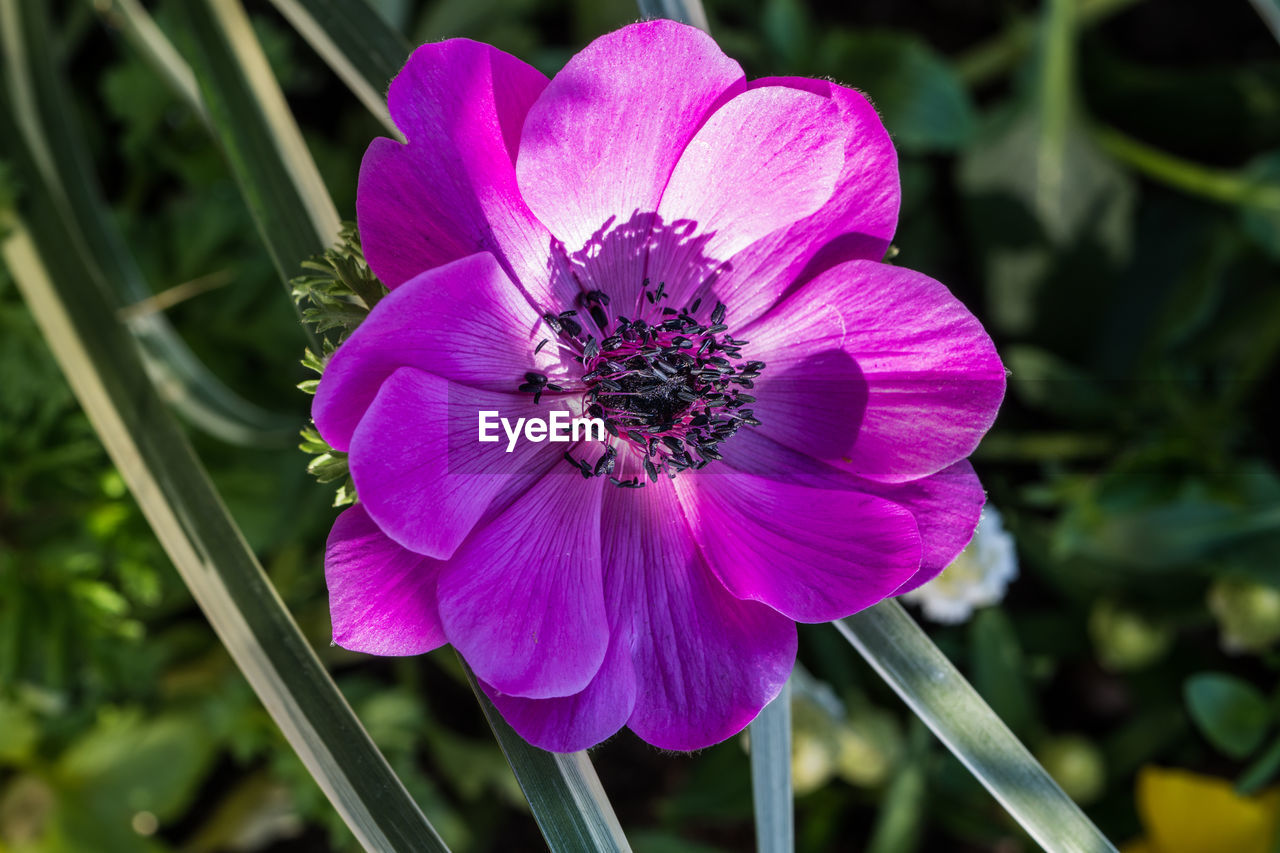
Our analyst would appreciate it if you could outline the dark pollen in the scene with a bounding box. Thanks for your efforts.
[520,282,764,487]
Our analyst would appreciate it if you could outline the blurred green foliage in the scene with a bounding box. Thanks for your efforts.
[2,0,1280,850]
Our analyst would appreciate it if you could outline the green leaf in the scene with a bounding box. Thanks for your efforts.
[960,107,1134,255]
[56,711,216,823]
[836,602,1118,853]
[634,0,709,32]
[1185,673,1271,759]
[94,0,211,128]
[762,0,813,70]
[969,609,1037,740]
[958,0,1135,336]
[1,0,295,446]
[820,30,977,152]
[461,659,631,853]
[1004,345,1114,423]
[0,697,37,763]
[0,114,448,852]
[1241,151,1280,260]
[170,0,342,292]
[749,677,794,853]
[267,0,410,134]
[1056,490,1280,571]
[866,722,928,853]
[1247,0,1280,46]
[1237,732,1280,795]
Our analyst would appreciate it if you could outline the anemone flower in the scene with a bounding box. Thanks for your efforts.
[312,19,1006,752]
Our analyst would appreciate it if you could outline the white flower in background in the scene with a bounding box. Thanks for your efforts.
[902,505,1018,624]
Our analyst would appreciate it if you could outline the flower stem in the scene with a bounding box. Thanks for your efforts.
[1091,123,1280,211]
[956,0,1146,87]
[749,676,794,853]
[634,0,710,33]
[836,602,1118,853]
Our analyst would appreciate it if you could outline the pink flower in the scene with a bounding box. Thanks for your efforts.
[313,20,1005,752]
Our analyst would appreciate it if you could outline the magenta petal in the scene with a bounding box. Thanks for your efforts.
[313,252,559,452]
[601,471,796,751]
[675,468,922,623]
[516,19,745,253]
[858,460,986,593]
[348,367,557,559]
[358,39,558,297]
[744,259,1006,483]
[481,629,636,753]
[686,78,900,322]
[325,504,446,655]
[439,470,608,699]
[652,84,845,301]
[717,430,986,596]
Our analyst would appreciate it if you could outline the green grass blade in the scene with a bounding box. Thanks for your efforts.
[267,0,408,135]
[836,602,1118,853]
[461,660,631,853]
[93,0,209,128]
[1248,0,1280,47]
[749,677,793,853]
[171,0,341,291]
[0,105,450,853]
[0,0,295,446]
[165,6,636,844]
[635,0,710,31]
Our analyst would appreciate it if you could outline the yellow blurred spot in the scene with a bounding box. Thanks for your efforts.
[791,731,834,796]
[1135,766,1280,853]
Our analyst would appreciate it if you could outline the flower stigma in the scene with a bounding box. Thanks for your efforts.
[520,279,764,487]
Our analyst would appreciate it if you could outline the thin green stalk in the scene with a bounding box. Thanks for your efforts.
[460,659,631,853]
[1092,123,1280,211]
[2,0,296,446]
[1036,0,1076,229]
[92,0,209,128]
[866,722,928,853]
[1247,0,1280,47]
[749,677,794,853]
[0,178,449,852]
[267,0,406,136]
[172,0,340,302]
[635,0,710,32]
[203,0,341,248]
[836,602,1117,853]
[956,0,1145,87]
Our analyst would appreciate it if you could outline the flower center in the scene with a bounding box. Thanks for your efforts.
[522,282,764,487]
